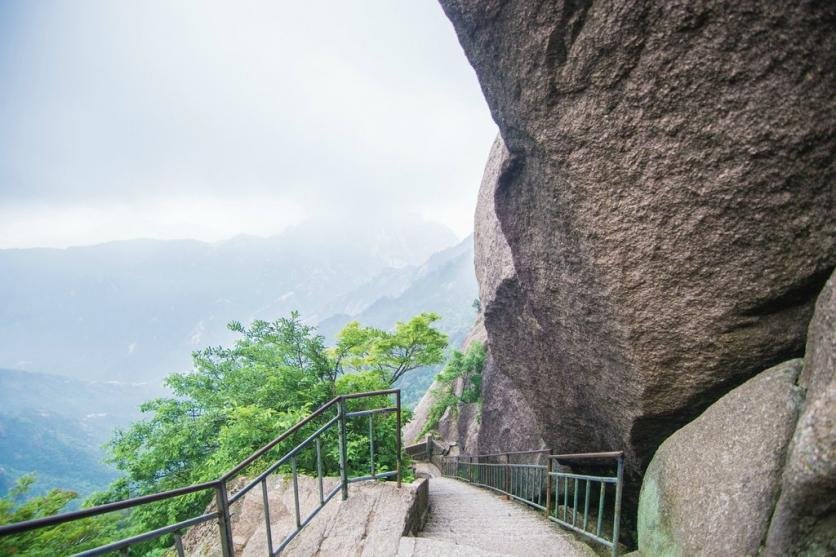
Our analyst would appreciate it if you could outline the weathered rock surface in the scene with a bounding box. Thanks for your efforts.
[403,319,487,449]
[473,136,547,455]
[440,0,836,516]
[182,476,427,556]
[434,400,480,456]
[765,270,836,556]
[637,360,803,556]
[282,479,427,557]
[402,380,437,446]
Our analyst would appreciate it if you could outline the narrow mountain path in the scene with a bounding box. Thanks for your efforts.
[399,467,597,557]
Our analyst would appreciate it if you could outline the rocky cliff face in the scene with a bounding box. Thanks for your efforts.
[440,0,835,517]
[473,137,547,455]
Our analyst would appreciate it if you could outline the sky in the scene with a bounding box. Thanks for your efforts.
[0,0,497,249]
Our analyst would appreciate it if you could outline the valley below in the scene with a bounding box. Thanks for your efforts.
[0,218,478,497]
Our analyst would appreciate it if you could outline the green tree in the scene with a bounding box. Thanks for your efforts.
[333,312,448,385]
[0,475,117,557]
[334,371,412,478]
[421,342,486,436]
[94,312,336,552]
[84,311,437,554]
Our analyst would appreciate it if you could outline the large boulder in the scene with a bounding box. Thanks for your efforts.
[765,271,836,556]
[637,360,804,556]
[474,136,546,454]
[441,0,836,512]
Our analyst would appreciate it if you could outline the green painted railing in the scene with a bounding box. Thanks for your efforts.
[440,449,624,556]
[0,390,403,557]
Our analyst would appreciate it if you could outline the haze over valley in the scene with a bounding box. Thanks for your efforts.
[0,1,496,545]
[0,216,478,496]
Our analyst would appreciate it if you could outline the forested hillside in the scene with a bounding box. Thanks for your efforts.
[0,369,157,498]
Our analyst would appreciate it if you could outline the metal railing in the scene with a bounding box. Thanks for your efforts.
[0,389,403,557]
[403,435,447,461]
[440,450,623,556]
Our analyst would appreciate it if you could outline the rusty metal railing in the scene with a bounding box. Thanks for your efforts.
[440,450,623,556]
[0,389,402,557]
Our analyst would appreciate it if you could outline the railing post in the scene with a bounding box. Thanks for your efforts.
[545,449,554,518]
[369,414,376,479]
[315,438,324,505]
[503,453,510,500]
[215,481,234,557]
[468,456,473,482]
[612,454,624,557]
[337,397,349,501]
[396,390,402,488]
[291,457,301,528]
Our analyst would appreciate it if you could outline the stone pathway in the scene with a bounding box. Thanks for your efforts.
[399,468,597,557]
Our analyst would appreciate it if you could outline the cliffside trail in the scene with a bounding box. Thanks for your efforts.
[402,475,597,557]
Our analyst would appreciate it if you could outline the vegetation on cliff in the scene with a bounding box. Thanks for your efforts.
[1,311,446,556]
[421,341,486,436]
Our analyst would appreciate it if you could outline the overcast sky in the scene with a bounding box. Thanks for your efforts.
[0,1,496,249]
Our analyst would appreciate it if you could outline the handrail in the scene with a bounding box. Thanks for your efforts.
[440,449,623,557]
[341,389,399,399]
[221,395,342,480]
[0,480,220,536]
[472,449,551,458]
[551,451,623,461]
[0,389,403,557]
[403,435,452,461]
[227,414,341,505]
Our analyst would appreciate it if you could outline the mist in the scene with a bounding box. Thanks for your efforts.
[0,0,497,248]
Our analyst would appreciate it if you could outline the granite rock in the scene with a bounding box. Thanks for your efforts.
[182,476,426,556]
[765,271,836,556]
[441,0,836,515]
[637,360,804,556]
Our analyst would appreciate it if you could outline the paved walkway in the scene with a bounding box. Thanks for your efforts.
[399,466,597,557]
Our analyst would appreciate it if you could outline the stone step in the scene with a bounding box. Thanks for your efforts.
[418,477,598,557]
[398,536,514,557]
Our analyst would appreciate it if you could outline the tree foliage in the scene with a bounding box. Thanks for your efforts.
[0,475,118,557]
[3,312,442,555]
[331,312,448,384]
[421,342,486,436]
[82,311,438,553]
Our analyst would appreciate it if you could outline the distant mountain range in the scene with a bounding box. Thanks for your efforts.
[318,237,478,406]
[0,217,478,496]
[0,216,465,383]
